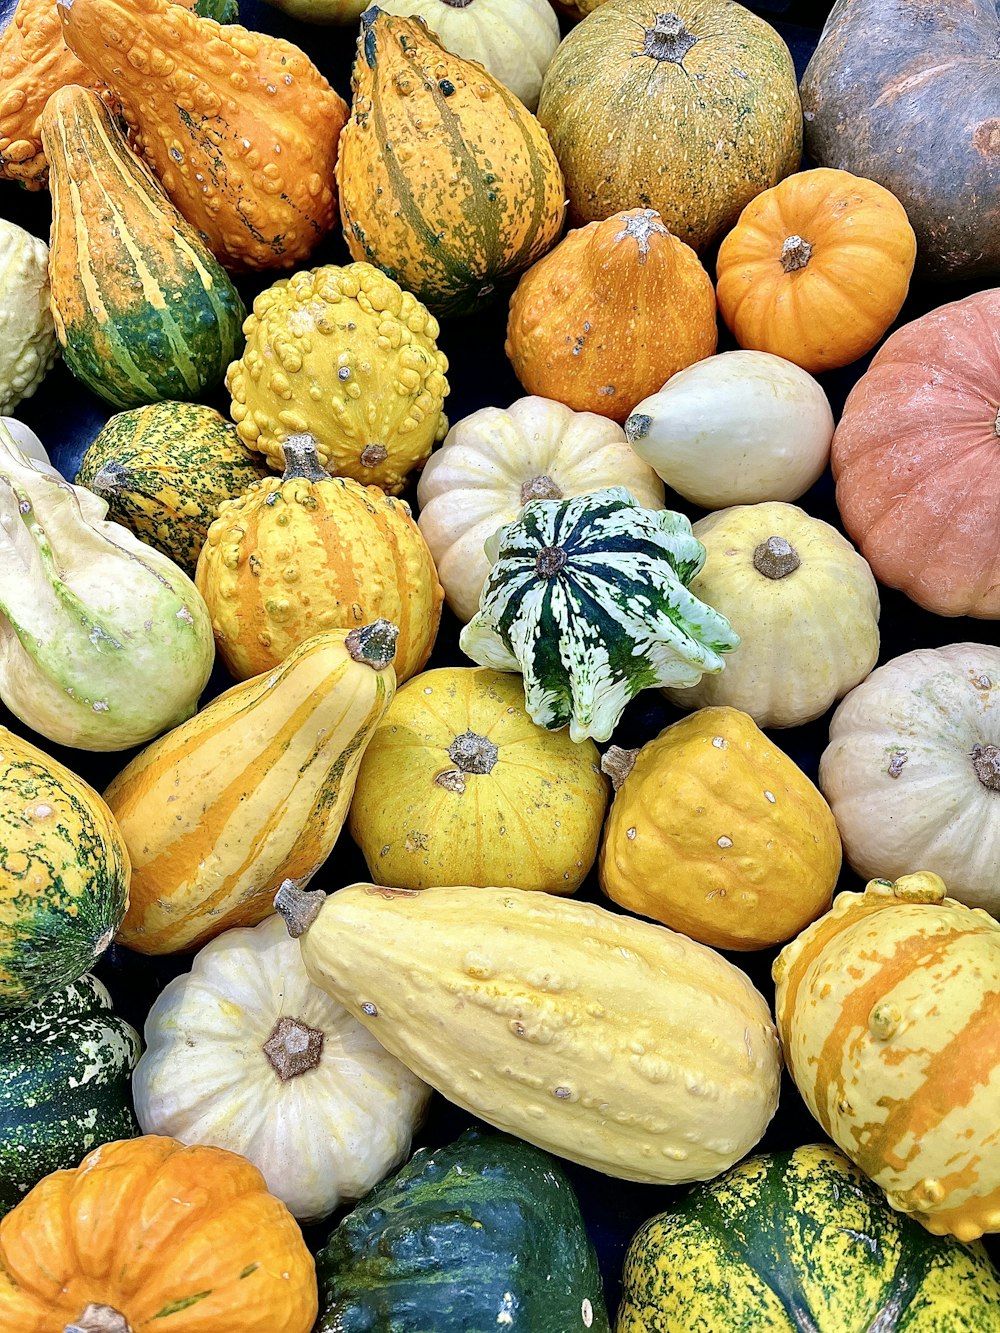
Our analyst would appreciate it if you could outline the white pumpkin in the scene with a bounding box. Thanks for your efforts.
[133,912,431,1223]
[417,396,664,622]
[624,350,834,509]
[820,643,1000,915]
[376,0,561,110]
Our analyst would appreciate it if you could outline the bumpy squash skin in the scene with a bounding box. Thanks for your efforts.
[617,1143,1000,1332]
[41,85,246,410]
[0,728,130,1010]
[337,10,567,316]
[106,628,397,955]
[599,707,840,951]
[284,882,782,1184]
[0,974,139,1216]
[75,402,273,576]
[226,263,449,491]
[317,1129,610,1333]
[58,0,348,272]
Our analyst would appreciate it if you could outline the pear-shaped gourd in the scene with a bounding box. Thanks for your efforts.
[0,422,214,750]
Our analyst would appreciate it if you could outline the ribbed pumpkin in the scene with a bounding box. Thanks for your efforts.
[774,872,1000,1241]
[197,436,442,683]
[105,622,397,955]
[348,666,608,894]
[75,403,272,576]
[58,0,348,272]
[0,1136,318,1332]
[226,263,449,494]
[337,9,566,316]
[536,0,802,251]
[40,85,245,409]
[716,168,917,374]
[599,707,840,951]
[506,210,717,423]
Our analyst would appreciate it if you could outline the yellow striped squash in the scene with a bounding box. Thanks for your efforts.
[774,872,1000,1241]
[105,622,398,955]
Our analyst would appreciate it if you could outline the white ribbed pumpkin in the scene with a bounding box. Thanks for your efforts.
[133,912,431,1223]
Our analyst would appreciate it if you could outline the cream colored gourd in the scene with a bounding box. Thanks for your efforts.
[820,644,1000,916]
[416,397,664,623]
[625,351,834,508]
[0,221,57,415]
[376,0,560,111]
[276,882,781,1185]
[665,502,880,728]
[133,912,430,1223]
[0,419,58,476]
[0,422,213,751]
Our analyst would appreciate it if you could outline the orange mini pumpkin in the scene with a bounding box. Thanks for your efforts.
[0,1136,317,1332]
[506,209,717,423]
[716,168,916,374]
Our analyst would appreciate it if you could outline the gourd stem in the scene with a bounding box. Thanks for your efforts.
[274,880,326,938]
[448,731,499,774]
[441,0,474,6]
[360,444,389,469]
[753,536,801,580]
[971,742,1000,791]
[643,12,699,63]
[345,619,399,670]
[263,1016,325,1081]
[602,745,639,792]
[781,235,813,272]
[994,405,1000,437]
[89,460,131,496]
[535,546,567,578]
[614,210,669,262]
[281,433,329,483]
[520,475,563,505]
[65,1306,133,1333]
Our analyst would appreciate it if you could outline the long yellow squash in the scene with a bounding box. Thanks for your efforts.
[276,881,781,1184]
[105,623,397,954]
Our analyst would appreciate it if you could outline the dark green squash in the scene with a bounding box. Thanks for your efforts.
[616,1143,1000,1331]
[317,1128,610,1333]
[0,973,140,1215]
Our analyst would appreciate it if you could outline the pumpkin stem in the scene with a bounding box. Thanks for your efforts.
[65,1306,133,1333]
[780,235,813,272]
[345,619,399,670]
[440,0,474,6]
[274,880,326,938]
[520,475,563,505]
[360,444,389,469]
[535,546,567,578]
[614,210,669,263]
[281,433,329,483]
[643,13,699,63]
[89,459,131,497]
[601,745,639,792]
[263,1015,325,1081]
[624,413,652,443]
[753,536,801,580]
[994,405,1000,437]
[448,730,499,775]
[971,742,1000,791]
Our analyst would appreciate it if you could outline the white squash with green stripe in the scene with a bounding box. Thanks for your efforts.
[459,487,739,742]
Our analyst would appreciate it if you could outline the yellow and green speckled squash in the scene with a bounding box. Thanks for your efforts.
[75,403,274,576]
[617,1143,1000,1331]
[0,728,130,1010]
[336,10,566,316]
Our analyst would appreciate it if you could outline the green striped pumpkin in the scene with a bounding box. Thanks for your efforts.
[459,487,739,742]
[0,974,140,1216]
[617,1143,1000,1331]
[39,85,245,410]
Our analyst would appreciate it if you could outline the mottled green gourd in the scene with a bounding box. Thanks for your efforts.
[0,975,140,1216]
[317,1128,610,1333]
[459,487,739,742]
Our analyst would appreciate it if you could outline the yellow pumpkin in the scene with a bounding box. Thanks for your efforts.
[348,667,608,894]
[599,707,840,950]
[196,435,442,684]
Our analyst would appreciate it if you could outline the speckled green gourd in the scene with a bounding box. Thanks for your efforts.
[0,974,140,1216]
[317,1128,610,1333]
[76,403,273,576]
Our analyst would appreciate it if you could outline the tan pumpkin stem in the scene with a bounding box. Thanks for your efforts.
[971,742,1000,791]
[280,433,330,482]
[448,731,499,775]
[263,1015,325,1081]
[753,536,801,580]
[65,1306,133,1333]
[601,745,639,792]
[643,13,699,63]
[994,405,1000,436]
[535,546,567,578]
[520,474,563,505]
[345,619,399,670]
[780,235,813,272]
[274,880,326,938]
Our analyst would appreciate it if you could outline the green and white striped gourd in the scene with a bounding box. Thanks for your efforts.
[0,974,140,1215]
[459,487,739,742]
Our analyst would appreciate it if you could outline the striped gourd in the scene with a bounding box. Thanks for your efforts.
[0,728,129,1010]
[337,10,566,316]
[774,872,1000,1241]
[105,622,398,955]
[617,1143,1000,1331]
[0,974,139,1216]
[39,84,245,409]
[459,487,739,743]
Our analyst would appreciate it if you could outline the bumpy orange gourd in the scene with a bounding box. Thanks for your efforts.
[0,1136,317,1331]
[716,168,917,374]
[506,209,717,423]
[197,435,442,683]
[57,0,348,271]
[599,707,840,950]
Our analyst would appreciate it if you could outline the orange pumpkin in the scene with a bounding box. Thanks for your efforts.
[0,1136,317,1332]
[506,209,717,423]
[716,168,916,374]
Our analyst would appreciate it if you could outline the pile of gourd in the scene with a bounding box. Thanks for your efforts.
[1,0,999,1326]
